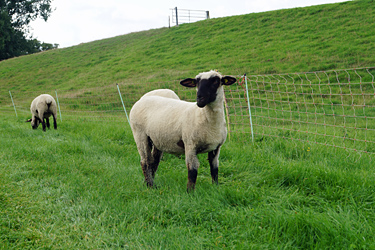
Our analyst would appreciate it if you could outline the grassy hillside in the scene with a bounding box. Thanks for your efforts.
[1,0,375,94]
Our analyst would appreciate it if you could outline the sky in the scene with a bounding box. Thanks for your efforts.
[30,0,349,48]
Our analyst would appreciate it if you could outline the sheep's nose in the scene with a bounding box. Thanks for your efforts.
[196,96,206,108]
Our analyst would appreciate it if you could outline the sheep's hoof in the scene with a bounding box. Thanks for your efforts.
[145,181,157,188]
[146,184,158,189]
[187,183,195,192]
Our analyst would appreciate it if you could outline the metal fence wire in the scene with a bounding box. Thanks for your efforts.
[226,67,375,155]
[1,66,375,156]
[170,7,209,26]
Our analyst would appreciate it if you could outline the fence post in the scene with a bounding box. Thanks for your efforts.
[116,84,130,125]
[244,74,254,143]
[9,91,17,117]
[206,11,210,19]
[224,92,231,141]
[175,7,178,26]
[55,90,62,122]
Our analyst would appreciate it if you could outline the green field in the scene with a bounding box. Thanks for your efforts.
[1,0,375,249]
[1,114,374,249]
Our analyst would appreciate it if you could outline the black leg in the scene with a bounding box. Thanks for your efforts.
[186,149,200,192]
[46,117,50,129]
[151,147,162,179]
[141,161,154,187]
[39,117,46,131]
[137,135,155,187]
[187,167,198,192]
[53,114,57,129]
[208,146,221,185]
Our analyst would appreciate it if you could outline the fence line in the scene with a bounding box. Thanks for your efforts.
[226,67,375,156]
[170,7,209,26]
[116,84,130,125]
[1,66,374,156]
[55,90,62,122]
[8,91,17,117]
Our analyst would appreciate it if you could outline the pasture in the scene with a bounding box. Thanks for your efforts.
[1,0,375,248]
[1,112,374,249]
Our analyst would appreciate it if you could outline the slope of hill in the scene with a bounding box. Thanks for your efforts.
[0,0,374,93]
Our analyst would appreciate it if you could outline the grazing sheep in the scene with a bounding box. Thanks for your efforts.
[129,70,236,191]
[26,94,57,131]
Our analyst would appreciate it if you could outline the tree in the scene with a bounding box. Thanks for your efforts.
[0,0,58,61]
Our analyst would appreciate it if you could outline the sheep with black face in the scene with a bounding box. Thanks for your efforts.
[26,94,57,131]
[129,70,236,191]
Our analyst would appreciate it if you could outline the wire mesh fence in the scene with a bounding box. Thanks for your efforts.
[1,80,197,124]
[1,66,375,156]
[225,67,375,156]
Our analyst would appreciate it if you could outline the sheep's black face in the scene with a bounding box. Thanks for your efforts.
[31,119,40,129]
[180,72,237,108]
[196,76,221,108]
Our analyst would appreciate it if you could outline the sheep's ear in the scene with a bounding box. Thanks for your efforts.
[180,78,197,88]
[221,76,237,86]
[26,118,32,122]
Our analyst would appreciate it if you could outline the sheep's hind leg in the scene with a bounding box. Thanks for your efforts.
[151,146,162,179]
[46,117,50,129]
[135,134,154,187]
[52,114,57,129]
[208,146,221,185]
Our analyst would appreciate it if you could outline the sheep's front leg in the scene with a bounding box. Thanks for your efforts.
[185,149,200,192]
[39,116,46,131]
[208,146,221,185]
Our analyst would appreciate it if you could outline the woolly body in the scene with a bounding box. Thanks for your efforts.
[141,89,180,100]
[130,92,226,154]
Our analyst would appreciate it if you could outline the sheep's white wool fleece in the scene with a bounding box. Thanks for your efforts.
[195,70,221,79]
[141,89,180,100]
[130,86,227,155]
[30,94,57,121]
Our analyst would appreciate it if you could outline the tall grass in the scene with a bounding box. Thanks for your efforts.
[1,113,374,249]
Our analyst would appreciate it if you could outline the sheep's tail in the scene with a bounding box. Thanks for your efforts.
[46,98,53,108]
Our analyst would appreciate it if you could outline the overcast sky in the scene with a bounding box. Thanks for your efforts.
[30,0,349,48]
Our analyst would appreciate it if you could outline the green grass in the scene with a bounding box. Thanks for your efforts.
[1,113,374,249]
[1,0,375,248]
